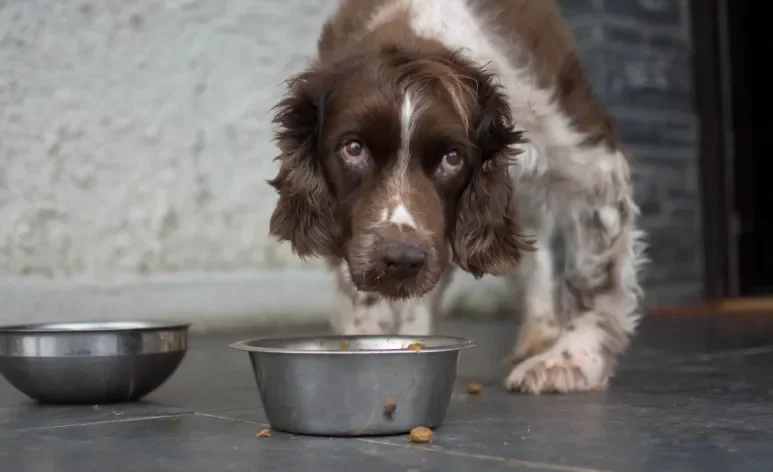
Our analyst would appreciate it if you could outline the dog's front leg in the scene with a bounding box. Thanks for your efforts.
[505,146,647,394]
[331,262,398,335]
[330,262,452,336]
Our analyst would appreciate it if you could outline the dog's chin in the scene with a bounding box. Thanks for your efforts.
[347,265,440,300]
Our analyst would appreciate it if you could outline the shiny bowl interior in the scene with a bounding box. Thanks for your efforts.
[230,334,475,354]
[0,320,190,404]
[0,321,189,333]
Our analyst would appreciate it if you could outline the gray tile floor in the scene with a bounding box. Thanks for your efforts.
[2,315,773,471]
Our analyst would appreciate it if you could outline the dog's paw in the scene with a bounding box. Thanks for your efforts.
[504,348,609,394]
[504,316,612,394]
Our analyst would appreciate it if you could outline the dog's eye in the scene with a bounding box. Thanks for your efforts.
[438,150,464,175]
[340,140,369,166]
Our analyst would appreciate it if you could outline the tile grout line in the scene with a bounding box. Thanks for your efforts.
[356,438,611,472]
[193,412,270,427]
[693,345,773,361]
[13,414,189,432]
[663,344,773,366]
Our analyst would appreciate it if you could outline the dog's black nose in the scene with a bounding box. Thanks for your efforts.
[379,242,428,277]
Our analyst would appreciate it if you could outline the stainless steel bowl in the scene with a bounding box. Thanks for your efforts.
[231,334,475,436]
[0,321,189,404]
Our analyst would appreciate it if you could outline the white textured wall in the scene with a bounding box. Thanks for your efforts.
[1,0,334,277]
[0,0,505,329]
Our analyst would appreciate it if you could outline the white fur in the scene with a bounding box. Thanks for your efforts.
[386,93,418,202]
[337,294,397,335]
[334,290,433,337]
[389,203,417,228]
[597,206,621,234]
[508,209,560,362]
[397,93,414,180]
[396,299,433,335]
[400,93,414,150]
[333,264,398,335]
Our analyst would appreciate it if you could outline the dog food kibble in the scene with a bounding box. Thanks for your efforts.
[409,426,433,443]
[256,429,271,438]
[383,397,397,417]
[467,382,483,394]
[340,341,349,351]
[407,343,423,352]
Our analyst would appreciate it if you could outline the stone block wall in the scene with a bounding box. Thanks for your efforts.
[559,0,703,304]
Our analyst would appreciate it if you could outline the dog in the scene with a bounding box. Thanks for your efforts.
[267,0,647,394]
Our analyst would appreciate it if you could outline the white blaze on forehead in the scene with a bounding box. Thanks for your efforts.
[394,93,416,185]
[397,92,415,179]
[401,94,414,147]
[378,92,421,230]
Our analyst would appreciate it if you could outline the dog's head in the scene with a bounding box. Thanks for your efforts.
[268,41,534,299]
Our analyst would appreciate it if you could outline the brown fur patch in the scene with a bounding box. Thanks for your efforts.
[484,0,620,152]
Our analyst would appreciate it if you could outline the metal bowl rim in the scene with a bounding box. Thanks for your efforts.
[0,320,192,334]
[229,334,476,355]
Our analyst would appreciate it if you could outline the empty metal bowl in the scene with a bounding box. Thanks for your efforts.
[0,321,190,404]
[231,335,475,436]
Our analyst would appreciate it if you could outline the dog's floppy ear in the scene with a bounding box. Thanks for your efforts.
[267,68,343,259]
[451,68,535,277]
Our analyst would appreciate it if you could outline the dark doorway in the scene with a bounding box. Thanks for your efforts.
[691,0,773,298]
[724,1,773,296]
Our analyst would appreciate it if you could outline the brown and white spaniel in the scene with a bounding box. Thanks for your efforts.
[267,0,648,394]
